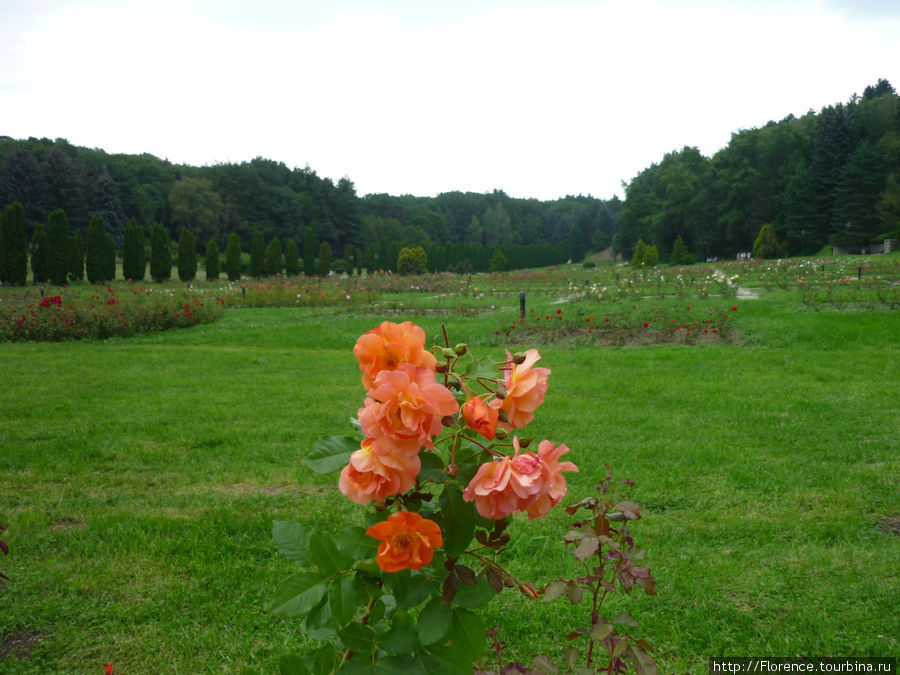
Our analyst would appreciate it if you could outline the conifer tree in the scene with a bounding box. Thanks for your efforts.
[205,239,220,281]
[46,209,71,286]
[150,222,172,282]
[753,224,783,259]
[630,238,646,268]
[284,238,300,276]
[69,231,84,281]
[177,227,197,282]
[669,235,694,266]
[31,223,49,284]
[250,230,265,277]
[265,236,283,276]
[225,233,242,281]
[85,216,106,283]
[2,202,28,285]
[102,230,116,282]
[303,227,316,276]
[123,218,146,281]
[318,241,332,276]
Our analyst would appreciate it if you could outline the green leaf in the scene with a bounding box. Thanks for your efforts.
[270,572,328,616]
[338,622,377,653]
[302,593,335,640]
[453,575,497,609]
[386,571,433,610]
[335,526,379,559]
[530,654,560,673]
[448,607,485,662]
[328,574,359,626]
[566,581,583,605]
[375,654,430,675]
[335,657,376,675]
[612,611,639,628]
[573,535,599,562]
[542,580,567,603]
[589,621,614,641]
[417,597,452,645]
[279,653,310,675]
[378,621,420,655]
[305,436,358,474]
[272,521,310,565]
[465,357,498,381]
[418,451,447,483]
[438,484,476,558]
[308,530,353,576]
[627,644,658,675]
[563,645,579,669]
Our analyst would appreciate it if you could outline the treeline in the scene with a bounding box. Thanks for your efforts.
[0,135,622,282]
[618,79,900,262]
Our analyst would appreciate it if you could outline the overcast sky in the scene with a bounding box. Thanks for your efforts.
[2,0,898,201]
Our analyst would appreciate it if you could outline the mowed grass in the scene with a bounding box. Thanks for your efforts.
[1,287,899,673]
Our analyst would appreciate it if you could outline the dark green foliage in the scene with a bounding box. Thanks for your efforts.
[317,241,332,276]
[102,230,116,282]
[205,240,220,281]
[150,222,172,282]
[225,233,242,281]
[84,217,104,283]
[753,224,784,259]
[250,230,265,277]
[831,141,888,246]
[630,238,647,268]
[489,248,507,272]
[122,218,146,282]
[265,237,283,276]
[669,235,694,265]
[284,238,300,276]
[68,231,84,282]
[643,243,659,267]
[31,223,49,283]
[397,246,427,275]
[177,227,197,282]
[303,227,316,276]
[46,209,71,286]
[1,202,28,285]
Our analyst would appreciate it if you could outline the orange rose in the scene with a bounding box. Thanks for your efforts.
[496,349,550,429]
[366,511,443,572]
[461,456,521,519]
[338,437,421,504]
[353,321,438,389]
[521,441,578,520]
[462,396,499,440]
[359,364,458,450]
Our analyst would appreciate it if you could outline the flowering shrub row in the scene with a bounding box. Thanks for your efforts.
[270,321,657,673]
[0,286,224,341]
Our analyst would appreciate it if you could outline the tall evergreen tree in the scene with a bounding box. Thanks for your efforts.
[225,232,242,281]
[68,231,84,282]
[150,222,172,282]
[177,227,197,282]
[85,215,107,283]
[205,239,220,281]
[318,241,332,276]
[102,230,116,282]
[284,238,300,276]
[250,230,265,277]
[265,236,283,276]
[831,140,888,246]
[31,224,49,284]
[46,209,71,286]
[302,227,317,276]
[122,218,146,281]
[2,202,28,285]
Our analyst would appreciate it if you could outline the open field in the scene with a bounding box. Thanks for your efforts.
[1,257,898,673]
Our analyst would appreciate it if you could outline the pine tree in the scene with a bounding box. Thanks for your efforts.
[102,230,116,282]
[225,233,242,281]
[31,223,49,284]
[0,208,7,283]
[265,236,283,276]
[123,218,146,281]
[303,227,317,276]
[318,241,332,276]
[177,227,197,282]
[205,240,220,281]
[46,209,70,286]
[753,224,783,259]
[630,238,647,268]
[2,202,28,285]
[250,230,265,277]
[85,216,106,283]
[284,238,300,276]
[150,222,172,282]
[68,231,84,282]
[669,235,694,265]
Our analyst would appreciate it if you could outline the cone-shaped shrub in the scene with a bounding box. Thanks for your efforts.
[265,236,282,276]
[31,223,49,283]
[225,233,242,281]
[123,218,146,281]
[68,231,84,282]
[46,209,70,286]
[250,230,265,277]
[284,238,299,276]
[205,239,220,281]
[150,222,172,282]
[177,227,197,282]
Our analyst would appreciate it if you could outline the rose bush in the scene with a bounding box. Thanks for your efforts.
[271,320,656,674]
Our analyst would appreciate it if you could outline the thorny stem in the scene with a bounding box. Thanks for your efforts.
[339,594,378,668]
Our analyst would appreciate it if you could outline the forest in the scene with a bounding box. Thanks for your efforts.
[1,78,898,281]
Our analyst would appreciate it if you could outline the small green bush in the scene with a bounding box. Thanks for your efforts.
[398,246,427,275]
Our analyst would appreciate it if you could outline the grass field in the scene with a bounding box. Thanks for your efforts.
[1,260,898,673]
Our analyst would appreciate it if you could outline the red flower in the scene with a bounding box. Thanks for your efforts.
[731,305,738,311]
[642,321,649,328]
[556,308,562,315]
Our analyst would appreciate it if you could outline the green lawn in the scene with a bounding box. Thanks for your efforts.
[1,278,898,673]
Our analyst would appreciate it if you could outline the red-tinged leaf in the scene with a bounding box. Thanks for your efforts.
[541,580,567,603]
[566,629,586,641]
[638,575,657,595]
[612,612,639,628]
[566,581,583,605]
[563,645,579,668]
[454,564,476,585]
[573,535,599,561]
[627,643,658,675]
[615,501,641,520]
[634,638,654,651]
[530,654,559,674]
[590,621,614,641]
[486,567,503,593]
